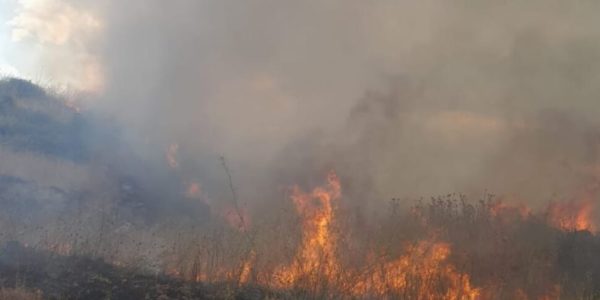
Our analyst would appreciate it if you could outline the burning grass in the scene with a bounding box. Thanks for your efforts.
[157,172,600,299]
[0,171,599,299]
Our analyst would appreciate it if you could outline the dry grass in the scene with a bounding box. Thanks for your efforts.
[1,189,599,299]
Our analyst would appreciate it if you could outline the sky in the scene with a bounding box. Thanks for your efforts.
[0,0,103,91]
[0,0,21,77]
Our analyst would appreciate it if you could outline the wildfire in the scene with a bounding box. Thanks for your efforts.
[351,241,480,299]
[274,171,341,289]
[272,172,480,299]
[238,250,256,285]
[160,171,600,298]
[546,197,597,233]
[486,194,597,234]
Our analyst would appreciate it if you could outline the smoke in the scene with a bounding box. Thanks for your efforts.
[11,0,600,210]
[7,0,103,92]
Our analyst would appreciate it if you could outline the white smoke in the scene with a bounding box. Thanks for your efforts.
[6,0,600,208]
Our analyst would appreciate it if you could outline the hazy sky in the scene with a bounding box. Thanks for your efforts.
[0,0,21,77]
[1,0,103,90]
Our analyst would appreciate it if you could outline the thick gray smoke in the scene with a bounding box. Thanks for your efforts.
[75,0,600,210]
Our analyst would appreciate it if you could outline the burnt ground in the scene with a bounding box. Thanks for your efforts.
[0,242,266,300]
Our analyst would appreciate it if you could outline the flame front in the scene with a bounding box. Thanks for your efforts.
[274,171,341,289]
[160,171,598,298]
[547,197,596,233]
[272,172,480,299]
[351,241,480,299]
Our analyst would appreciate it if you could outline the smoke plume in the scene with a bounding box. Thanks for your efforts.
[13,0,600,211]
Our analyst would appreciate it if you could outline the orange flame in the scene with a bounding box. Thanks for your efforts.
[546,197,596,233]
[274,171,341,287]
[272,172,480,298]
[351,241,480,299]
[238,250,256,285]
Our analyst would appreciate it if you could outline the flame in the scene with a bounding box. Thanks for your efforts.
[351,241,480,299]
[274,171,341,288]
[238,250,256,285]
[271,172,480,298]
[488,194,596,234]
[546,197,596,233]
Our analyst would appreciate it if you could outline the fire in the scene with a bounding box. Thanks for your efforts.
[486,194,597,234]
[238,250,256,285]
[272,172,480,299]
[546,197,596,233]
[351,241,480,299]
[162,172,596,298]
[274,171,341,288]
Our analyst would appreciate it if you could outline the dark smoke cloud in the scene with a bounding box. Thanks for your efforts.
[78,0,600,209]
